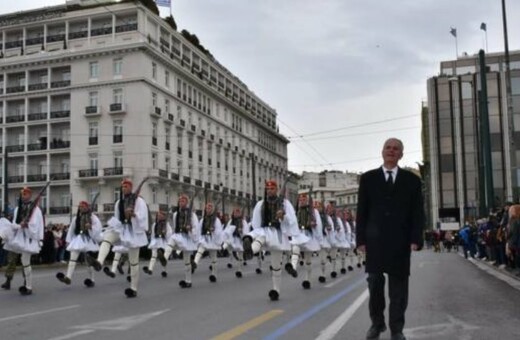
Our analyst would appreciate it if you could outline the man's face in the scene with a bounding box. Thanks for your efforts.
[205,203,214,215]
[179,196,188,208]
[314,202,322,212]
[345,210,352,219]
[266,186,277,197]
[326,204,334,215]
[298,195,308,207]
[233,208,241,218]
[382,139,403,166]
[21,191,31,202]
[79,204,89,213]
[122,183,132,195]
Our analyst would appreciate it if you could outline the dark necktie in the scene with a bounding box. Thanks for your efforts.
[386,170,394,190]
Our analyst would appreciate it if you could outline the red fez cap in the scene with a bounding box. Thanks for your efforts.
[265,180,277,188]
[121,179,133,187]
[79,201,89,207]
[21,187,32,195]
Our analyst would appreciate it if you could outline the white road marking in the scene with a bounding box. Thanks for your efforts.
[404,315,479,339]
[72,309,170,331]
[48,330,95,340]
[0,305,80,323]
[315,289,369,340]
[324,275,349,288]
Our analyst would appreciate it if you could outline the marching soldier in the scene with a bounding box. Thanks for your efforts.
[295,193,322,289]
[0,208,22,290]
[2,187,45,295]
[314,201,332,283]
[88,179,149,298]
[222,207,250,278]
[143,210,172,277]
[193,202,223,283]
[243,179,308,301]
[56,201,102,287]
[343,208,362,270]
[163,194,199,288]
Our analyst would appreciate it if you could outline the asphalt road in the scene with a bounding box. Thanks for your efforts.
[1,250,519,340]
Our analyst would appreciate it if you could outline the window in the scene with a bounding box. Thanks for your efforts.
[89,154,98,170]
[165,156,170,172]
[113,120,123,143]
[113,187,121,202]
[87,92,98,110]
[113,58,122,76]
[88,187,98,207]
[152,92,157,107]
[165,190,170,206]
[114,151,123,168]
[165,70,170,87]
[39,161,47,176]
[89,122,98,145]
[152,186,157,204]
[165,99,170,114]
[113,88,123,104]
[152,122,158,146]
[152,152,157,169]
[89,61,99,79]
[165,127,170,149]
[152,62,157,80]
[61,161,69,174]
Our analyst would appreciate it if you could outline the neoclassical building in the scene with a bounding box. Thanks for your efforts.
[0,0,289,223]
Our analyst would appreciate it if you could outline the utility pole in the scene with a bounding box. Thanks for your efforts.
[250,152,256,209]
[502,0,517,201]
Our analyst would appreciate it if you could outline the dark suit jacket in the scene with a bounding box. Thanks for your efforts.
[356,167,424,277]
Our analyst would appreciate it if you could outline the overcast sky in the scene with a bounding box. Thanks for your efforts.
[4,0,520,174]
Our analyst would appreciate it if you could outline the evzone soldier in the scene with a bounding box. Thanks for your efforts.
[143,210,172,277]
[163,194,199,288]
[104,245,130,280]
[222,207,250,278]
[343,209,362,270]
[88,179,149,298]
[0,208,22,290]
[295,192,322,289]
[193,202,223,283]
[56,201,102,287]
[0,187,44,295]
[336,207,352,275]
[243,179,309,301]
[314,201,332,283]
[326,203,347,278]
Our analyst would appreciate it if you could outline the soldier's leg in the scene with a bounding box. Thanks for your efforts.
[66,251,80,279]
[209,250,217,282]
[124,247,140,298]
[318,249,328,283]
[302,251,312,289]
[179,251,193,288]
[330,248,338,278]
[269,250,283,301]
[91,230,119,271]
[340,248,347,274]
[194,245,206,265]
[2,251,19,289]
[111,252,122,274]
[256,250,264,274]
[285,245,299,278]
[144,249,157,274]
[235,251,244,278]
[19,252,33,295]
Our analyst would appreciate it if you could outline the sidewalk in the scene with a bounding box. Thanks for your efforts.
[466,255,520,280]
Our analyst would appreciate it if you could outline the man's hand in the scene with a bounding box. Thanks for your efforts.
[85,223,91,230]
[357,244,366,253]
[411,243,420,251]
[20,222,29,229]
[276,210,285,220]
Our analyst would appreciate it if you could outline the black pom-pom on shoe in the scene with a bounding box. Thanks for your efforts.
[124,288,137,298]
[235,271,242,278]
[103,267,116,278]
[19,286,33,296]
[268,289,279,301]
[340,268,347,274]
[227,263,233,269]
[348,265,354,271]
[331,271,337,278]
[56,272,71,285]
[161,271,168,278]
[255,268,262,274]
[209,274,217,283]
[302,280,311,289]
[84,278,95,288]
[318,276,326,283]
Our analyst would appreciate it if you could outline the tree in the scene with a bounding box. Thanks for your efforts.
[138,0,159,15]
[164,15,177,31]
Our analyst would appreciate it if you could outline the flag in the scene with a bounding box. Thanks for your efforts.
[480,22,487,31]
[155,0,171,7]
[450,27,457,38]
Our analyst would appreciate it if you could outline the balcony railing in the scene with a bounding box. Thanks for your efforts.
[6,144,24,152]
[171,172,179,181]
[103,167,123,176]
[28,112,47,121]
[28,83,47,91]
[51,80,71,88]
[25,37,43,46]
[204,182,211,189]
[89,136,98,145]
[46,34,65,43]
[222,187,229,194]
[85,106,98,114]
[50,110,70,119]
[195,179,202,187]
[115,23,137,33]
[213,184,220,191]
[27,143,46,151]
[79,169,98,177]
[8,175,24,183]
[159,169,168,178]
[113,134,123,143]
[5,40,22,49]
[27,174,47,182]
[91,27,112,37]
[183,176,191,184]
[110,103,123,112]
[6,115,25,123]
[230,189,236,195]
[50,172,70,180]
[103,203,115,212]
[50,140,70,149]
[49,207,70,215]
[68,31,88,40]
[6,86,25,94]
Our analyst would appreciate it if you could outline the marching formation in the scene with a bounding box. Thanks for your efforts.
[0,178,364,300]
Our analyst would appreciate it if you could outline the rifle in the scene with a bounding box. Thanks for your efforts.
[123,176,150,224]
[308,184,315,230]
[182,192,195,233]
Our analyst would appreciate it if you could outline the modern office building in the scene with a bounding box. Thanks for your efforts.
[426,50,520,226]
[0,0,289,223]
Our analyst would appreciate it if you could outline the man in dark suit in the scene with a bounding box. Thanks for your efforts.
[356,138,424,340]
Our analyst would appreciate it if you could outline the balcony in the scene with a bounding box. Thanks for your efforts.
[200,129,206,137]
[46,34,65,43]
[167,113,174,122]
[50,110,70,119]
[8,175,24,183]
[6,86,25,94]
[49,207,70,215]
[5,40,22,49]
[6,115,25,123]
[190,125,196,133]
[159,169,168,178]
[152,137,157,146]
[222,187,229,194]
[50,140,70,149]
[26,37,43,46]
[171,172,179,181]
[230,189,236,195]
[165,142,170,150]
[109,103,125,113]
[113,134,123,143]
[50,172,70,180]
[115,23,137,33]
[28,112,47,121]
[28,83,47,91]
[195,179,202,187]
[103,203,115,212]
[85,106,99,115]
[68,31,88,40]
[6,144,24,152]
[183,176,191,184]
[103,167,123,176]
[213,184,220,191]
[151,106,161,116]
[79,169,98,178]
[27,143,47,151]
[51,80,71,88]
[91,27,112,37]
[89,136,98,145]
[27,174,47,182]
[179,119,186,128]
